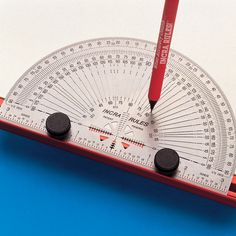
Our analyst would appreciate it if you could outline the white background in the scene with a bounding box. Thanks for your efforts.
[0,0,235,113]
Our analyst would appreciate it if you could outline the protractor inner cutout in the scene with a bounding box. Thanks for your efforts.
[0,37,235,194]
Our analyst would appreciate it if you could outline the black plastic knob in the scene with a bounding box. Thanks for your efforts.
[46,112,71,140]
[154,148,179,176]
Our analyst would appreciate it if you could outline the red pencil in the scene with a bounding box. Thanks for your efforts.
[148,0,179,111]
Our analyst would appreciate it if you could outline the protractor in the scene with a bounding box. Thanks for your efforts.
[0,37,236,198]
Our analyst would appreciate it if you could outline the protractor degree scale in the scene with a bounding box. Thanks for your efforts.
[0,37,236,206]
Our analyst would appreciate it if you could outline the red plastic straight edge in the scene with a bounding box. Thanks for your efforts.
[148,0,179,102]
[0,99,236,207]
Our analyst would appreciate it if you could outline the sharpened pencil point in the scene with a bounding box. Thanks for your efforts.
[149,100,157,113]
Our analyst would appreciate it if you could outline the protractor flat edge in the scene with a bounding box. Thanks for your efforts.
[0,37,236,206]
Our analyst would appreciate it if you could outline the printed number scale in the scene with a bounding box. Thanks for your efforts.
[0,38,236,206]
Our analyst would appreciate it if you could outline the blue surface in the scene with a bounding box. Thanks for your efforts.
[0,130,236,236]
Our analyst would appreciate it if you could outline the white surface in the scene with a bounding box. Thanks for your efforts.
[0,0,236,114]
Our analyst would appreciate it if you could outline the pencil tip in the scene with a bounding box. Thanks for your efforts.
[149,100,157,113]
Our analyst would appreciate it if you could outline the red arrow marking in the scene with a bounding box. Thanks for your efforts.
[121,142,130,149]
[100,135,109,141]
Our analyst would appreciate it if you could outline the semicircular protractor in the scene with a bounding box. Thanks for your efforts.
[0,38,236,206]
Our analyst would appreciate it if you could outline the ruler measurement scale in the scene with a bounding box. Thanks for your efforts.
[0,38,236,205]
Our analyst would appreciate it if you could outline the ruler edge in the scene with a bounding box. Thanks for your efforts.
[0,98,236,207]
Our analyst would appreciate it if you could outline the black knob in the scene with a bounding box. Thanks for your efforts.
[154,148,179,176]
[46,112,71,140]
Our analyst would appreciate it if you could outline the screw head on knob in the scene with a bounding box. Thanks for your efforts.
[154,148,180,176]
[46,112,71,140]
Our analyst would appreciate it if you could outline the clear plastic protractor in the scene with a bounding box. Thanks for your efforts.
[0,38,235,194]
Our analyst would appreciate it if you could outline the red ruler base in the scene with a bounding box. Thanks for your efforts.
[0,97,236,207]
